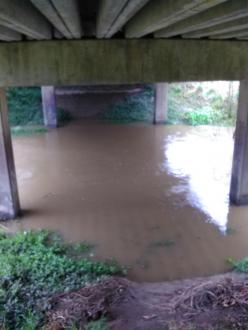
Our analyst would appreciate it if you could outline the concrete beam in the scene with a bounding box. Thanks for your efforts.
[51,0,82,39]
[0,26,22,41]
[97,0,129,38]
[0,0,52,40]
[106,0,149,38]
[126,0,227,38]
[154,83,168,124]
[0,88,20,220]
[230,80,248,205]
[42,86,57,128]
[0,40,248,86]
[31,0,82,39]
[210,28,248,40]
[183,17,248,39]
[30,0,72,39]
[155,0,248,38]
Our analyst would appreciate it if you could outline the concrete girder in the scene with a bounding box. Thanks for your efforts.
[210,28,248,40]
[31,0,83,39]
[0,40,247,86]
[0,0,52,40]
[125,0,227,38]
[0,25,22,41]
[155,0,248,38]
[105,0,150,38]
[97,0,129,38]
[182,17,248,39]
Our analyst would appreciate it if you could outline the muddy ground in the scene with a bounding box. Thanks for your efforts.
[46,273,248,330]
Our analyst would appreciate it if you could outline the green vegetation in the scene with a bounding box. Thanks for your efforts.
[102,82,238,126]
[7,87,43,126]
[229,257,248,273]
[7,87,71,135]
[101,86,154,124]
[11,126,47,136]
[0,230,124,329]
[168,82,238,126]
[85,318,109,330]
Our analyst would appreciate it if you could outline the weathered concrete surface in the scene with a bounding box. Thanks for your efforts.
[42,86,57,128]
[155,0,248,38]
[126,0,227,38]
[0,26,22,41]
[183,17,248,39]
[0,89,20,220]
[30,0,72,39]
[154,83,168,124]
[211,28,248,40]
[0,0,52,40]
[97,0,129,38]
[0,39,247,86]
[106,0,149,38]
[230,81,248,205]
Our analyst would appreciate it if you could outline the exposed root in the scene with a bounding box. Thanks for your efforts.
[46,277,127,329]
[173,277,248,318]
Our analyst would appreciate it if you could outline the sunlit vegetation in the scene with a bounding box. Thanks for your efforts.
[103,82,238,126]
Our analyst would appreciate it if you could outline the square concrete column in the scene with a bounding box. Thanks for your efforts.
[154,83,168,124]
[230,80,248,205]
[0,88,20,219]
[42,86,57,128]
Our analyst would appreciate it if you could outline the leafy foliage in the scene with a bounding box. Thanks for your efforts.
[102,83,238,126]
[229,257,248,273]
[168,82,238,126]
[0,230,124,329]
[101,85,154,123]
[7,87,43,126]
[7,88,71,133]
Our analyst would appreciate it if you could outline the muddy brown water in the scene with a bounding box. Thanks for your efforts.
[6,121,248,282]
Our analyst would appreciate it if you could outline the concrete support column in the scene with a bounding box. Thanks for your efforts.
[42,86,57,128]
[154,83,168,124]
[0,88,20,219]
[230,80,248,205]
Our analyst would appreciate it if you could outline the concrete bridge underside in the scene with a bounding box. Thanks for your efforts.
[0,0,248,219]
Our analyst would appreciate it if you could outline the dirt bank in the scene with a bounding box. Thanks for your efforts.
[46,273,248,330]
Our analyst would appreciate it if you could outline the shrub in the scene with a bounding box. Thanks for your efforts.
[0,230,124,329]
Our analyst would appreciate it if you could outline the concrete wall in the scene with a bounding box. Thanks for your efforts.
[0,39,247,87]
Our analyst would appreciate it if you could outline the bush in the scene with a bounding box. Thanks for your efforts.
[7,87,43,126]
[0,230,124,329]
[102,85,154,124]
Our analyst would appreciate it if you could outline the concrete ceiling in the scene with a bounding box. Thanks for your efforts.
[0,0,248,42]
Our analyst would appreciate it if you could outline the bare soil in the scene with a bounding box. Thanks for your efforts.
[45,273,248,330]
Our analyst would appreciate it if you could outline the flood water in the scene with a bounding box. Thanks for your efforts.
[6,121,248,282]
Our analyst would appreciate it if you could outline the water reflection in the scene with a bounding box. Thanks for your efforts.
[164,126,234,233]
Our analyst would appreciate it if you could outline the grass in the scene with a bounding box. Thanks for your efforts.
[0,230,125,329]
[85,318,109,330]
[11,126,47,136]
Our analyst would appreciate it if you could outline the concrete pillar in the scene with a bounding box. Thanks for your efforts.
[0,88,20,219]
[42,86,57,128]
[154,83,168,124]
[230,80,248,205]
